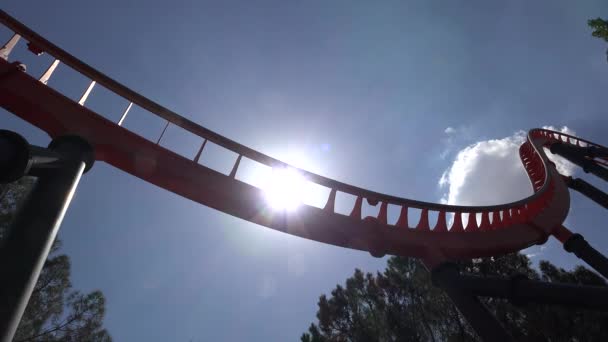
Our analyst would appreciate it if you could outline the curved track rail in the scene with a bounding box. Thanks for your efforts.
[1,11,606,266]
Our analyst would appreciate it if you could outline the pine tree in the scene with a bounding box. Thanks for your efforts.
[0,179,111,341]
[302,254,608,341]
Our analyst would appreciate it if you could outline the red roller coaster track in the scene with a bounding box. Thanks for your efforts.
[0,10,606,269]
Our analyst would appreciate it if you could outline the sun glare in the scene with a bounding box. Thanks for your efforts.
[263,168,307,211]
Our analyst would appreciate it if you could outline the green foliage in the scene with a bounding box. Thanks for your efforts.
[0,177,35,243]
[302,254,608,341]
[588,18,608,42]
[588,17,608,62]
[12,250,111,342]
[0,180,111,341]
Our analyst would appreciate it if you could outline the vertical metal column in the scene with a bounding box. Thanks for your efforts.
[0,135,93,342]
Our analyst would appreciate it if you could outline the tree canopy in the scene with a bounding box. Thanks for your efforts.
[302,253,608,341]
[0,179,111,341]
[589,18,608,42]
[588,17,608,62]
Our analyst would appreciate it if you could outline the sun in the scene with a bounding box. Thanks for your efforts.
[263,167,307,211]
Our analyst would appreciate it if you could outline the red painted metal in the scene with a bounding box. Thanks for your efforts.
[434,211,448,232]
[377,202,388,225]
[349,196,363,219]
[395,206,408,228]
[553,225,574,244]
[0,11,606,263]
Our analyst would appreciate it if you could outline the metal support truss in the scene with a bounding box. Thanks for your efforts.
[431,263,514,342]
[563,233,608,280]
[0,130,93,342]
[432,258,608,342]
[550,142,608,182]
[563,176,608,209]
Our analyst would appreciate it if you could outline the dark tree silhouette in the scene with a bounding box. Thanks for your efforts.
[302,254,608,341]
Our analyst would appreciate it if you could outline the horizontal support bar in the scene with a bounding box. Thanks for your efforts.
[431,263,513,342]
[0,130,95,183]
[432,263,608,310]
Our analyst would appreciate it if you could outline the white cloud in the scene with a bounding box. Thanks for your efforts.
[541,126,577,177]
[439,126,576,206]
[440,125,473,159]
[524,244,550,259]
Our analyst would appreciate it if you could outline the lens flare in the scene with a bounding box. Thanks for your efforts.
[263,168,307,211]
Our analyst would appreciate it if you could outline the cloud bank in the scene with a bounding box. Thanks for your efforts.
[439,126,576,206]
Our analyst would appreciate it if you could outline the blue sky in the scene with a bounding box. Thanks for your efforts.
[2,1,608,340]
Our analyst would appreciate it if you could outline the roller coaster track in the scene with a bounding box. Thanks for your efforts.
[0,10,606,268]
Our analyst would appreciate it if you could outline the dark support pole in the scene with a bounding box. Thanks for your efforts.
[564,176,608,209]
[586,146,608,158]
[431,263,513,342]
[0,134,93,342]
[441,272,608,310]
[550,143,608,182]
[563,234,608,280]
